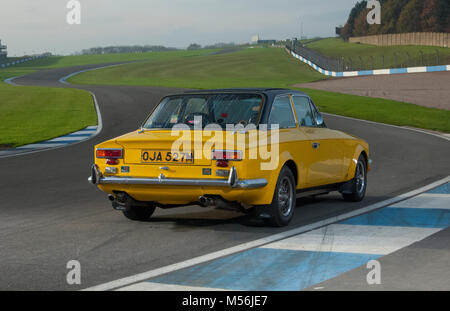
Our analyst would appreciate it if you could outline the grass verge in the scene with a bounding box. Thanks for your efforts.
[300,88,450,133]
[0,83,96,148]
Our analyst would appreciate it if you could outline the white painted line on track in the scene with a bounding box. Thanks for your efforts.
[3,76,23,86]
[259,224,441,255]
[390,194,450,209]
[16,143,68,149]
[419,193,450,198]
[116,282,231,291]
[82,175,449,291]
[59,63,128,84]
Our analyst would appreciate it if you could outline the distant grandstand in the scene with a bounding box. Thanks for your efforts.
[0,40,7,61]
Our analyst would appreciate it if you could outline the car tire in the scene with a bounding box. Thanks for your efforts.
[342,154,367,202]
[123,205,156,221]
[266,166,296,227]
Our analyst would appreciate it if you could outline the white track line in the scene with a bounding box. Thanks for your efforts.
[390,194,450,210]
[116,282,231,291]
[260,224,442,255]
[82,176,449,291]
[59,63,128,84]
[4,76,23,86]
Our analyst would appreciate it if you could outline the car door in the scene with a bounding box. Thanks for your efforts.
[267,95,310,185]
[291,95,344,187]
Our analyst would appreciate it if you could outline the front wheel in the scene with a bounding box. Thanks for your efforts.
[123,205,156,221]
[342,154,367,202]
[265,166,296,227]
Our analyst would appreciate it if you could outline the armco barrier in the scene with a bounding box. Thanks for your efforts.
[288,48,450,77]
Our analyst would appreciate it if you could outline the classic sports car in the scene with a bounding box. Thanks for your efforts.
[89,88,370,227]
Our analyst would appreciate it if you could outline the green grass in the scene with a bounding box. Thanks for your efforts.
[68,48,326,87]
[0,83,96,148]
[0,49,215,147]
[0,68,98,147]
[12,49,215,70]
[301,88,450,133]
[70,47,450,133]
[306,38,450,69]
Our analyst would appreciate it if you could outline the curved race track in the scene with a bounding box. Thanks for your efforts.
[0,65,449,290]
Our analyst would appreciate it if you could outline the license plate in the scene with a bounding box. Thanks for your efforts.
[141,150,194,164]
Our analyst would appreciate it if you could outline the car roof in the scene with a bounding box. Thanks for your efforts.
[182,88,308,96]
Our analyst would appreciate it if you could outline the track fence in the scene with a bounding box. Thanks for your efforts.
[286,42,449,72]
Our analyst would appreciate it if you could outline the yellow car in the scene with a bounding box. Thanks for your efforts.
[89,88,370,227]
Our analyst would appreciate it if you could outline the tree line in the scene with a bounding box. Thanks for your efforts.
[340,0,450,39]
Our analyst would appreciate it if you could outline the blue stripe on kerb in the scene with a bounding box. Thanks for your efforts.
[149,248,380,291]
[358,70,374,76]
[339,207,449,228]
[426,183,450,194]
[390,68,408,74]
[427,65,447,72]
[290,49,449,77]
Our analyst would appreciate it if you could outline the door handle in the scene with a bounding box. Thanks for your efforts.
[312,142,320,149]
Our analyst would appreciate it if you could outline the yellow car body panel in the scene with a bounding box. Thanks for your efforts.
[93,126,369,206]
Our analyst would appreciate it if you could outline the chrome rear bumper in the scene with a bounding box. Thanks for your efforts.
[88,165,267,189]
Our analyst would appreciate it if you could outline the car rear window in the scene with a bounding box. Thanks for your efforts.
[143,94,263,129]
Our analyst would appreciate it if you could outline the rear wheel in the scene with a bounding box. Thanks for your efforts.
[123,205,156,221]
[265,166,296,227]
[342,154,367,202]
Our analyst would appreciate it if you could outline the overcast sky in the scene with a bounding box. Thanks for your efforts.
[1,0,360,56]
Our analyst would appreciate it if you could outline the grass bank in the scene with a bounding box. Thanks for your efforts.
[69,48,325,87]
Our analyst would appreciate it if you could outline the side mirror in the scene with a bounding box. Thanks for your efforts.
[315,112,324,126]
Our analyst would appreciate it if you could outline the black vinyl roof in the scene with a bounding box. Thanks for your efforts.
[183,88,307,96]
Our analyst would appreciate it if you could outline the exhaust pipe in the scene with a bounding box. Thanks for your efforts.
[199,196,213,207]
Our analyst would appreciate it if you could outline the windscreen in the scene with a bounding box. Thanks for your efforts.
[143,94,263,129]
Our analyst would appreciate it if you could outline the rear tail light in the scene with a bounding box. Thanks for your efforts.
[96,148,123,159]
[212,150,242,161]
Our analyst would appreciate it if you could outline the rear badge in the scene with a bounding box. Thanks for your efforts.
[121,166,130,173]
[202,168,211,175]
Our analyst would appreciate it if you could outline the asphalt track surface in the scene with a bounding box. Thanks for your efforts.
[296,71,450,110]
[1,65,449,290]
